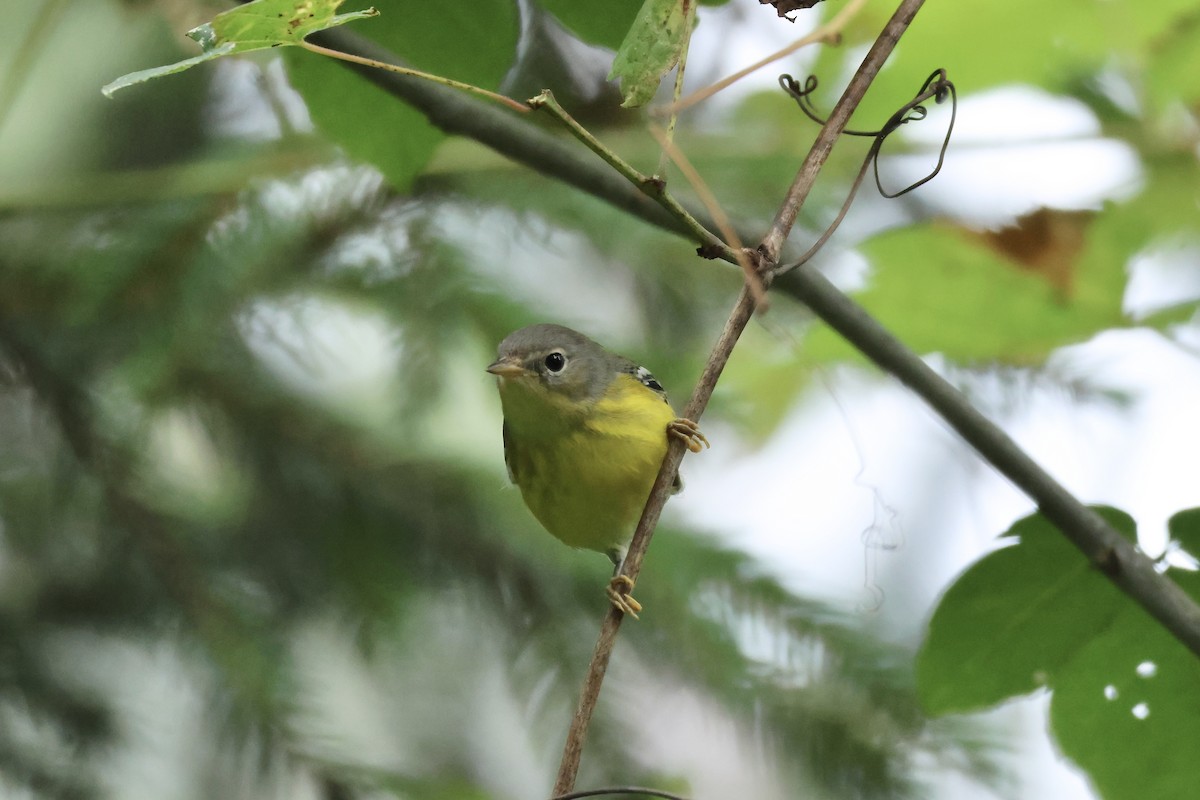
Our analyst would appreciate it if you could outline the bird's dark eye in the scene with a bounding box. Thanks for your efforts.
[544,351,566,373]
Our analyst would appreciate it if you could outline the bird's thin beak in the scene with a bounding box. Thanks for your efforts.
[486,357,527,378]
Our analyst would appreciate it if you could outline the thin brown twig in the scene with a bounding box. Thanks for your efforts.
[551,0,927,795]
[552,787,690,800]
[665,0,871,114]
[769,68,956,278]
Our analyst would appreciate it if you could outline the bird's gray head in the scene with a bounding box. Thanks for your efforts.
[486,323,618,404]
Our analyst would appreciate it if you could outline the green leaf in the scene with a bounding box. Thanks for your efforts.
[609,0,694,108]
[916,507,1137,715]
[100,43,238,98]
[919,507,1200,800]
[101,0,377,97]
[537,0,646,51]
[808,0,1200,132]
[1083,155,1200,327]
[804,221,1128,365]
[283,0,518,190]
[830,0,1200,114]
[1049,600,1200,800]
[1145,14,1200,109]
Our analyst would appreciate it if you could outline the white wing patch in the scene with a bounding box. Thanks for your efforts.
[633,365,667,399]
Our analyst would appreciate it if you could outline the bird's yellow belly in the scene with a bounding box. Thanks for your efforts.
[504,378,675,559]
[517,425,668,556]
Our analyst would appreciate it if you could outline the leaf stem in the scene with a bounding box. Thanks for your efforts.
[528,90,736,262]
[655,0,697,178]
[298,40,529,113]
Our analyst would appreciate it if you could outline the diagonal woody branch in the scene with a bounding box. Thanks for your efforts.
[553,0,929,795]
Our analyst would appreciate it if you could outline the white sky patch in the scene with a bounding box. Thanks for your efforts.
[678,329,1200,625]
[686,2,822,116]
[136,407,248,523]
[1124,236,1200,320]
[884,138,1142,228]
[207,56,312,141]
[437,203,646,344]
[904,85,1104,145]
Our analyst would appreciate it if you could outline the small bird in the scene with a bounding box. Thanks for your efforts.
[487,323,708,617]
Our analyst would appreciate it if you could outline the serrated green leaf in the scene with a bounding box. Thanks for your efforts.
[609,0,694,108]
[916,507,1137,715]
[186,0,377,50]
[102,0,377,97]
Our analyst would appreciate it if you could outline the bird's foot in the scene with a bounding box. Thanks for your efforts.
[668,418,709,453]
[606,574,643,619]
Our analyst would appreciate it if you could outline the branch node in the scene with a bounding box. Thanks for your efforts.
[641,176,667,195]
[1095,546,1122,577]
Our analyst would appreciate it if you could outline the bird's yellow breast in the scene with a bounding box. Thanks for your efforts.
[499,373,675,558]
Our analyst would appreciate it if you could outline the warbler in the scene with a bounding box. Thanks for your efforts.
[487,323,708,617]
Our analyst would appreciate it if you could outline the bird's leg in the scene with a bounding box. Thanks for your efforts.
[606,549,642,619]
[667,417,709,453]
[606,573,643,619]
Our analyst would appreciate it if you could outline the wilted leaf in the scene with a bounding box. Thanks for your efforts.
[760,0,827,22]
[969,208,1092,299]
